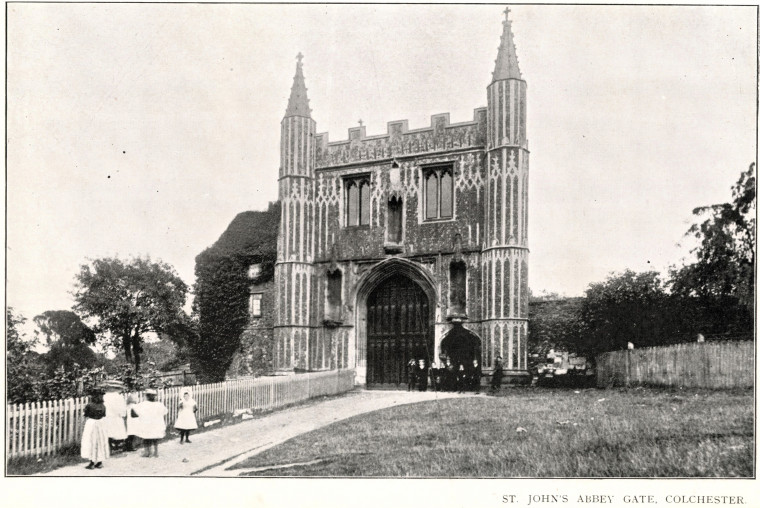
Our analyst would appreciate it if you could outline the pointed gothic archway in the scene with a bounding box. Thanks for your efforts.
[353,258,437,389]
[366,274,431,388]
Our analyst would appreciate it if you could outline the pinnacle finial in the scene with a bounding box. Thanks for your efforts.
[285,52,311,118]
[492,5,522,82]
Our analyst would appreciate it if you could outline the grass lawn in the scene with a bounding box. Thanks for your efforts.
[230,387,754,477]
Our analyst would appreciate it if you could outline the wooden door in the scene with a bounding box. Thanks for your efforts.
[366,274,431,388]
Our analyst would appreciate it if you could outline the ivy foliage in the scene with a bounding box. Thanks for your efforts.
[191,202,280,382]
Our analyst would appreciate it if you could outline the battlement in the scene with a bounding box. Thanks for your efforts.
[314,108,487,169]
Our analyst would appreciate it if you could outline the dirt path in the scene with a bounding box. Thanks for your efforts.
[40,389,474,477]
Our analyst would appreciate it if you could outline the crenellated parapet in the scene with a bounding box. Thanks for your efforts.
[315,109,487,169]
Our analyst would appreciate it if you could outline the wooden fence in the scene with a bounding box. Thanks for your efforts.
[6,369,355,460]
[596,341,754,389]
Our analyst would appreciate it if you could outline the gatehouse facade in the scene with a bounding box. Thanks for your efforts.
[270,8,530,387]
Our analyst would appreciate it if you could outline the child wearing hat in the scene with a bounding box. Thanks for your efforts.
[132,389,168,458]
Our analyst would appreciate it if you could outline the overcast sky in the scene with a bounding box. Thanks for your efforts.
[6,3,757,323]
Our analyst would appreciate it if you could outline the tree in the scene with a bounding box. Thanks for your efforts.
[579,270,694,354]
[72,256,189,372]
[669,163,755,338]
[528,295,585,357]
[34,310,99,374]
[6,308,44,404]
[671,163,755,307]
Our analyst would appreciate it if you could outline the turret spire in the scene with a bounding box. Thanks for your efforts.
[492,7,522,82]
[285,52,311,117]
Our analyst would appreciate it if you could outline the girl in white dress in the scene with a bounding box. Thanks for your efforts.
[125,394,141,451]
[80,391,109,469]
[133,389,168,458]
[103,389,127,451]
[175,389,198,444]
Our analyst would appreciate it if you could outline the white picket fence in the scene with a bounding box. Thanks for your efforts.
[6,369,355,460]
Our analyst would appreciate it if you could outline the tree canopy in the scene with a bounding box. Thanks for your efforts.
[7,308,44,404]
[669,163,755,336]
[34,310,99,374]
[72,256,189,372]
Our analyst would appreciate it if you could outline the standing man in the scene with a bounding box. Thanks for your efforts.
[417,359,428,392]
[490,356,504,394]
[406,358,418,391]
[469,358,482,393]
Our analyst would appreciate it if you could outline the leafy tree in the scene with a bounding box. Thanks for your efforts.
[579,270,694,354]
[671,163,755,309]
[34,310,99,374]
[72,256,189,372]
[669,163,755,338]
[528,295,585,358]
[6,308,45,404]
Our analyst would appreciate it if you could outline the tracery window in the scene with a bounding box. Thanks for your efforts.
[423,165,453,220]
[344,175,371,226]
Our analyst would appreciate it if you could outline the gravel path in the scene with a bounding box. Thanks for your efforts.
[40,389,473,477]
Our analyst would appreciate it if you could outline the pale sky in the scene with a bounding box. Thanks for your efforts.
[6,3,757,323]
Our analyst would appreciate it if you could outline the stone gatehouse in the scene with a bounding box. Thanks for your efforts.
[239,9,530,387]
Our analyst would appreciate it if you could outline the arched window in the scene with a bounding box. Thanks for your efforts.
[423,165,454,220]
[345,175,370,226]
[425,172,438,220]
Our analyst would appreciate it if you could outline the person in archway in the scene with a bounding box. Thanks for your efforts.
[456,363,467,393]
[443,357,456,391]
[406,358,418,391]
[469,358,482,393]
[417,359,428,392]
[490,356,504,394]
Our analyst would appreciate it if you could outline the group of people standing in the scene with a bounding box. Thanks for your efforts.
[406,355,505,394]
[80,386,199,470]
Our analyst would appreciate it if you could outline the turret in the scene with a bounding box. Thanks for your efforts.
[482,7,529,376]
[274,53,316,371]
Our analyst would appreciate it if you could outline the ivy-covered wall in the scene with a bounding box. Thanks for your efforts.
[191,202,279,382]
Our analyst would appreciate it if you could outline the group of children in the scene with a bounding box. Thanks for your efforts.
[406,357,484,393]
[80,386,199,470]
[406,355,505,394]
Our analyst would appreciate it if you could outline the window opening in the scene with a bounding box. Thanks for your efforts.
[423,165,453,220]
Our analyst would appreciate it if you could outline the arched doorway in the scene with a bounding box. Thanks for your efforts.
[366,274,432,389]
[440,323,482,370]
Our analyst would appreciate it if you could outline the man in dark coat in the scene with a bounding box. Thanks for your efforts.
[406,359,418,391]
[469,358,482,393]
[490,356,504,394]
[444,358,456,392]
[417,359,428,392]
